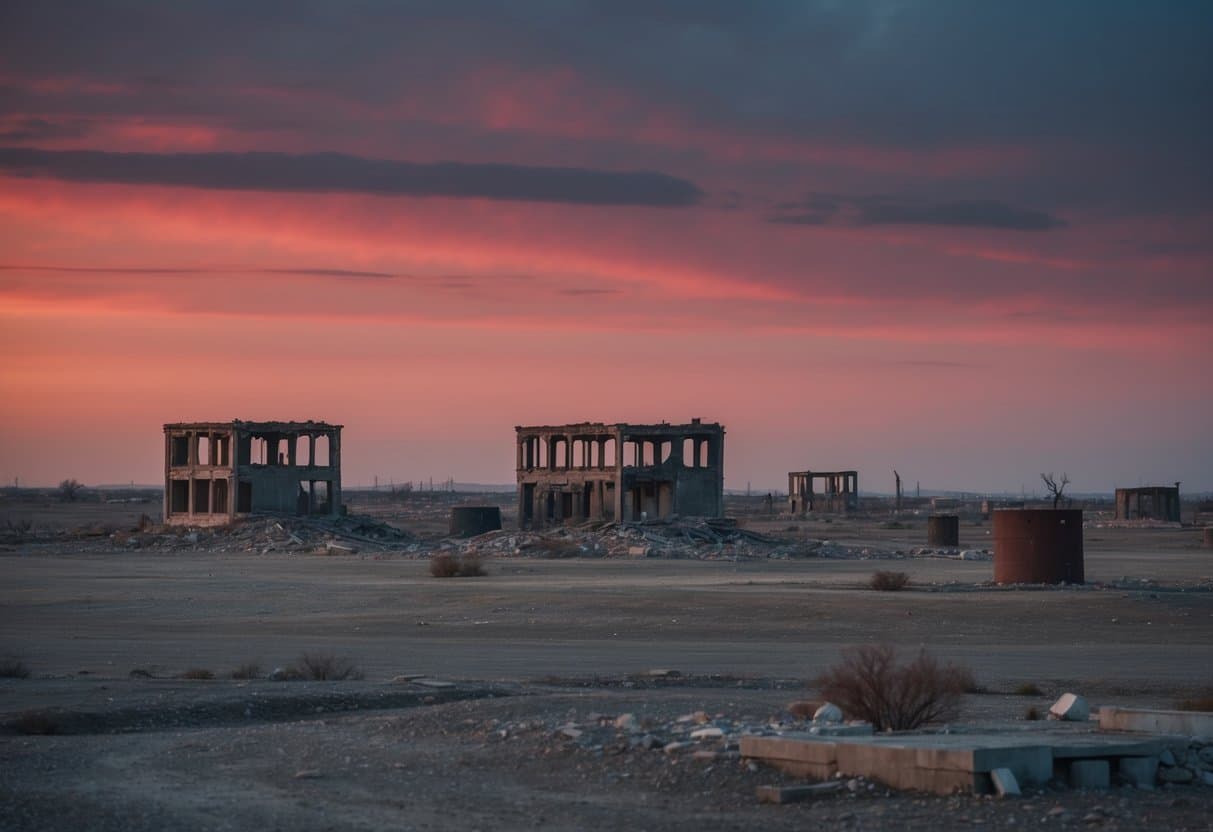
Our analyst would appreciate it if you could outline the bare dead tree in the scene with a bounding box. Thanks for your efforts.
[1040,472,1070,509]
[58,478,84,502]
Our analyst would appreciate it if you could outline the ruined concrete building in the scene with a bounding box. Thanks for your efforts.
[516,420,724,528]
[1115,485,1181,523]
[164,420,342,526]
[787,470,859,514]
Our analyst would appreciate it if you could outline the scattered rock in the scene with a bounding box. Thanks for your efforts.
[813,702,843,724]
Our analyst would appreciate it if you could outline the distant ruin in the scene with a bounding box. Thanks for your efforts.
[787,470,859,514]
[164,420,342,526]
[515,419,724,528]
[1114,485,1181,523]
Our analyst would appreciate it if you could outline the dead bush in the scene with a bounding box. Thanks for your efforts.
[1175,695,1213,712]
[1024,706,1042,721]
[1014,682,1044,697]
[230,662,262,680]
[429,552,461,578]
[179,668,214,680]
[429,552,487,577]
[869,570,910,592]
[812,644,971,732]
[12,710,58,735]
[291,653,364,681]
[0,659,31,679]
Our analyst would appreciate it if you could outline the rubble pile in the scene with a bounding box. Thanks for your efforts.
[450,520,994,563]
[98,514,416,555]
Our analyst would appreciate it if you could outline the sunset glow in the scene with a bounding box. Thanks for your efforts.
[2,3,1210,492]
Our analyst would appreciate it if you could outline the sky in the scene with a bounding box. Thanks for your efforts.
[1,1,1211,493]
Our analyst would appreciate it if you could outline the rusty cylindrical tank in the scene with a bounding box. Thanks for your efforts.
[1204,527,1213,549]
[993,509,1084,584]
[449,506,502,538]
[927,515,960,547]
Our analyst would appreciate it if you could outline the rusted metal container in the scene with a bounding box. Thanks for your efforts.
[449,506,502,538]
[927,514,960,547]
[993,509,1084,584]
[1204,527,1213,549]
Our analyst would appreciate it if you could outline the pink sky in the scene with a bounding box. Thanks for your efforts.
[2,4,1210,493]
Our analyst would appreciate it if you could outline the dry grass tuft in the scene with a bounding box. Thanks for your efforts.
[291,653,364,681]
[179,668,214,680]
[1014,682,1044,697]
[813,644,971,732]
[230,662,262,680]
[12,710,58,735]
[430,552,487,577]
[1175,695,1213,712]
[0,659,31,679]
[1024,706,1042,721]
[869,570,910,592]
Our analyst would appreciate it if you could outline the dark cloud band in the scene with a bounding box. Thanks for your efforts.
[770,192,1066,232]
[0,147,703,207]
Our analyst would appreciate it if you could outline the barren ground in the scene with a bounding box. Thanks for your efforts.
[2,496,1211,830]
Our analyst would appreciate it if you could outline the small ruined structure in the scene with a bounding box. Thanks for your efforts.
[164,420,342,526]
[515,419,724,528]
[1114,485,1181,523]
[787,470,858,514]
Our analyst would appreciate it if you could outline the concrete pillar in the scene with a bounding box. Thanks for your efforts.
[330,429,342,515]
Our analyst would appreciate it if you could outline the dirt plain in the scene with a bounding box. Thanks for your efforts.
[1,493,1211,831]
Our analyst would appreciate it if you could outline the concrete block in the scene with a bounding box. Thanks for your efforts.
[1098,707,1213,736]
[991,767,1021,797]
[1117,756,1159,787]
[1068,759,1110,790]
[740,735,837,765]
[1050,693,1090,722]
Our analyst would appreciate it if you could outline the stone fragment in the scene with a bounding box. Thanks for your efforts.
[756,782,844,804]
[1068,760,1110,790]
[1049,693,1090,722]
[813,703,843,724]
[690,726,724,740]
[614,713,639,732]
[559,726,583,739]
[1159,749,1177,766]
[1158,766,1194,784]
[991,767,1021,797]
[663,741,691,754]
[1117,756,1159,787]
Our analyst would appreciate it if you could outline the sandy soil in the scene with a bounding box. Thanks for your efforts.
[1,499,1211,830]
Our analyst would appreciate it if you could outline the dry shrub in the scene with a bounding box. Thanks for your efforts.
[12,710,58,735]
[291,653,364,681]
[430,552,487,577]
[813,644,971,732]
[870,570,910,591]
[179,668,214,680]
[0,659,31,679]
[1175,695,1213,712]
[230,662,262,680]
[1024,706,1042,721]
[429,552,461,578]
[1014,682,1044,697]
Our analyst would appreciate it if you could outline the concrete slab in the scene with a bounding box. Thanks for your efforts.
[741,730,1180,796]
[1098,707,1213,736]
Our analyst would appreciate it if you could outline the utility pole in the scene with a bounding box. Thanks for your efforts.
[894,470,902,514]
